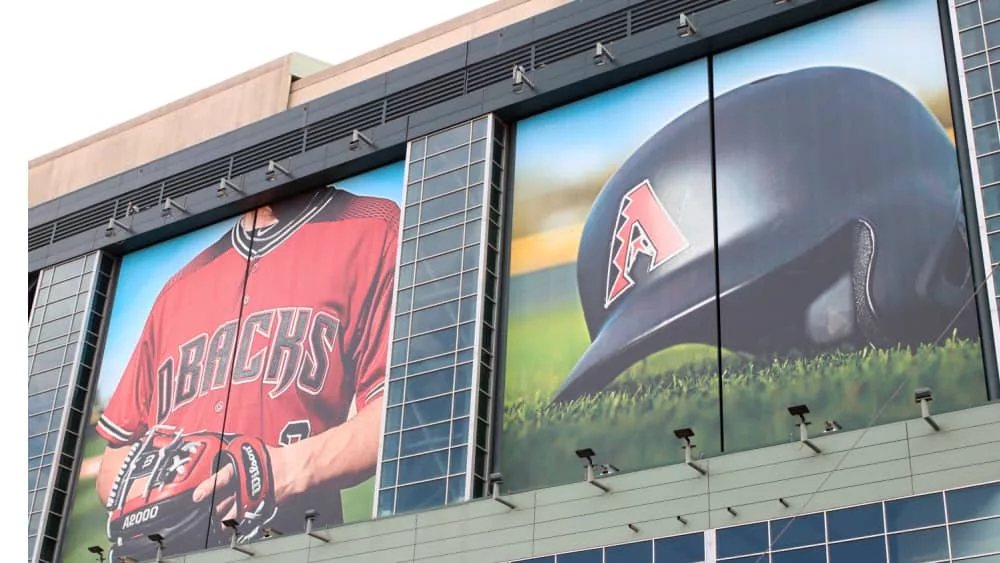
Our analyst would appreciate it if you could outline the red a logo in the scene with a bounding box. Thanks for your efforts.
[605,179,689,308]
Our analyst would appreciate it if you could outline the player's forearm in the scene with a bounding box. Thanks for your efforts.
[275,396,384,498]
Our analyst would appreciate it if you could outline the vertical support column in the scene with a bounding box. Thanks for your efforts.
[374,114,508,517]
[945,0,1000,398]
[27,252,116,563]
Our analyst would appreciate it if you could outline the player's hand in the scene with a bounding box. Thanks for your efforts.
[192,444,293,525]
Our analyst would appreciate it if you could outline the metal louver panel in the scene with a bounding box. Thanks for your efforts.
[29,0,725,254]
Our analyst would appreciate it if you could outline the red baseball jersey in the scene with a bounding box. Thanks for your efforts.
[96,186,399,533]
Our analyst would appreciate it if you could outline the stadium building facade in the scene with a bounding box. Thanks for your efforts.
[27,0,1000,562]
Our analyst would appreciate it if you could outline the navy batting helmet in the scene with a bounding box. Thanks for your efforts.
[553,66,977,403]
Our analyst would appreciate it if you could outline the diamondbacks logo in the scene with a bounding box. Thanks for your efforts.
[605,179,689,308]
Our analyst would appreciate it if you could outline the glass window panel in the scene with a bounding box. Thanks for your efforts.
[402,395,453,429]
[394,478,446,513]
[380,460,397,488]
[981,153,1000,185]
[472,118,488,140]
[464,219,482,246]
[451,417,469,444]
[400,239,417,264]
[404,368,454,402]
[987,215,1000,232]
[407,353,456,377]
[407,181,422,205]
[653,532,703,562]
[42,297,76,323]
[410,137,427,160]
[453,390,471,417]
[449,445,467,473]
[991,232,1000,258]
[397,450,449,484]
[462,244,480,270]
[459,296,477,323]
[404,204,419,227]
[421,169,468,202]
[976,124,1000,155]
[461,271,479,296]
[427,123,471,155]
[415,251,463,285]
[418,225,465,260]
[420,209,466,237]
[377,488,395,517]
[984,185,1000,215]
[469,161,485,185]
[557,548,601,563]
[400,420,451,456]
[391,340,408,367]
[604,540,652,563]
[75,291,91,313]
[987,0,1000,22]
[48,278,80,303]
[396,288,412,314]
[887,527,948,563]
[518,558,554,563]
[886,493,944,532]
[412,275,461,309]
[407,160,424,184]
[468,183,484,208]
[959,2,983,28]
[827,502,883,541]
[410,302,459,335]
[51,259,84,284]
[394,313,410,340]
[965,28,988,54]
[383,432,401,459]
[829,536,886,563]
[28,368,60,396]
[403,225,418,240]
[470,139,487,161]
[950,517,1000,558]
[989,21,1000,49]
[408,327,457,362]
[36,466,51,491]
[455,363,473,390]
[960,555,1000,563]
[969,96,997,125]
[39,315,75,343]
[457,322,476,349]
[28,413,49,437]
[446,474,466,503]
[388,380,404,405]
[457,348,474,363]
[424,145,470,177]
[28,391,56,415]
[422,192,469,228]
[970,51,991,70]
[947,482,1000,521]
[717,522,769,558]
[969,67,993,97]
[771,546,824,563]
[385,406,402,432]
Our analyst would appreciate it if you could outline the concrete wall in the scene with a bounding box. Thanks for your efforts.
[144,401,1000,563]
[26,0,571,209]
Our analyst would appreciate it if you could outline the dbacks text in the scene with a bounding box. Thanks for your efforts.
[155,307,340,422]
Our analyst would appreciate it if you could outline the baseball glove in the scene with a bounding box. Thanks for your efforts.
[105,426,277,560]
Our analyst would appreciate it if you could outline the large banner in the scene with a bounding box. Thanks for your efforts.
[61,163,404,562]
[501,0,990,493]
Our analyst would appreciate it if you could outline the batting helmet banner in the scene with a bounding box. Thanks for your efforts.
[500,0,991,494]
[60,163,405,562]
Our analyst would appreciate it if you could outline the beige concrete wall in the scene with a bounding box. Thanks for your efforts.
[288,0,574,107]
[27,0,572,210]
[157,402,1000,563]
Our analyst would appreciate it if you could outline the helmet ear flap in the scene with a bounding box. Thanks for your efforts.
[851,219,887,347]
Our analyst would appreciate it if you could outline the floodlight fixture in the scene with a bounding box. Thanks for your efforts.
[779,497,790,508]
[574,447,612,492]
[676,515,688,525]
[263,528,283,538]
[593,42,615,66]
[87,545,105,563]
[627,523,639,533]
[823,420,842,433]
[265,160,292,182]
[217,178,244,197]
[222,518,255,556]
[304,509,330,543]
[512,64,536,94]
[914,387,940,431]
[678,13,698,37]
[788,404,821,454]
[674,427,707,476]
[104,217,132,238]
[161,197,188,217]
[488,472,516,509]
[147,534,164,563]
[350,129,374,151]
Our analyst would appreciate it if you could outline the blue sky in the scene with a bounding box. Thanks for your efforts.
[95,162,405,402]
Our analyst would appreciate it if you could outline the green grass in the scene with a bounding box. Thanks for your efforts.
[501,305,989,493]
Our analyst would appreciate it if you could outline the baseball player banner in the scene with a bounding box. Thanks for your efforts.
[500,0,991,494]
[60,163,404,562]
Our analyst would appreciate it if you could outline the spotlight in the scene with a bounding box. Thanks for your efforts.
[788,404,821,454]
[217,178,244,197]
[914,387,941,431]
[160,197,188,217]
[512,64,536,94]
[593,42,615,66]
[349,129,374,151]
[823,420,842,433]
[265,160,292,182]
[222,518,255,556]
[488,472,516,509]
[104,217,132,238]
[676,515,688,525]
[674,428,707,476]
[726,507,737,517]
[304,509,330,543]
[263,527,283,538]
[147,534,164,562]
[677,13,698,37]
[779,497,790,508]
[87,545,105,563]
[574,448,613,493]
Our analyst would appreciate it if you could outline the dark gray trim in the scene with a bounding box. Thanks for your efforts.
[28,0,869,273]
